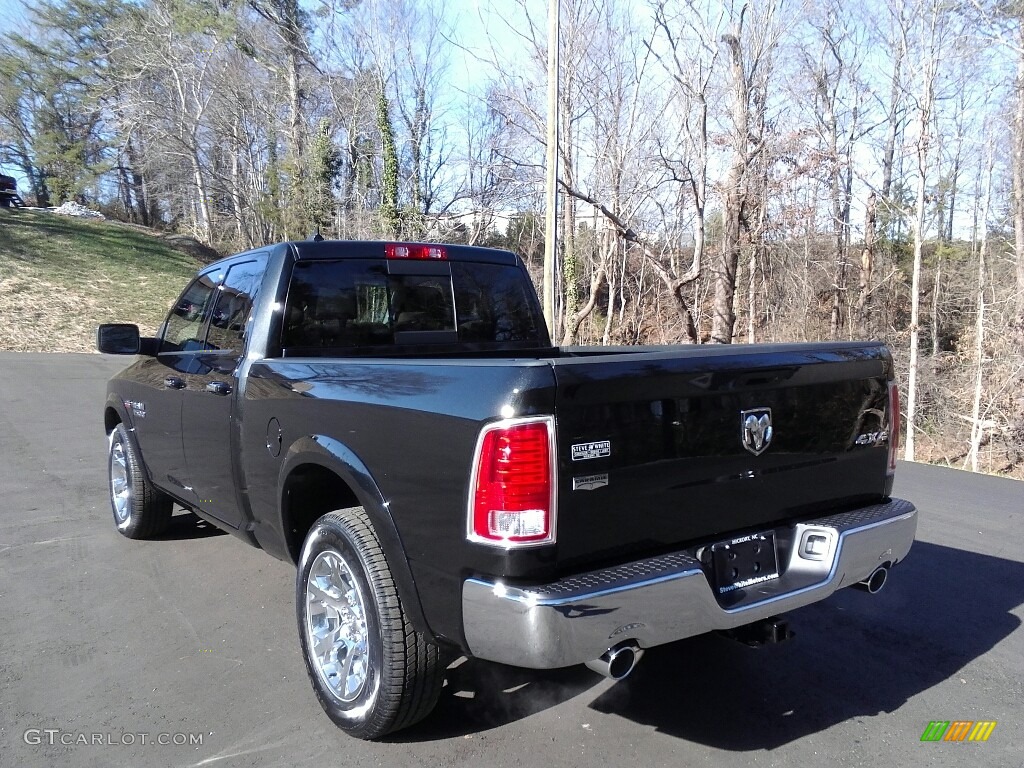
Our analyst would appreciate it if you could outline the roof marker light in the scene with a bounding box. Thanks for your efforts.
[385,243,448,260]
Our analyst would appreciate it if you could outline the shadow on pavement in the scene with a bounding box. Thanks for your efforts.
[391,659,600,742]
[402,541,1021,746]
[153,509,228,540]
[588,541,1022,748]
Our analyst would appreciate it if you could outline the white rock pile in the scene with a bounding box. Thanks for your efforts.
[52,200,105,219]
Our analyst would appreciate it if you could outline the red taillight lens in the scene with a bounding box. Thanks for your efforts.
[887,380,900,474]
[385,242,447,260]
[470,417,554,546]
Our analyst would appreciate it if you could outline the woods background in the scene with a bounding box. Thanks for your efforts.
[1,0,1022,477]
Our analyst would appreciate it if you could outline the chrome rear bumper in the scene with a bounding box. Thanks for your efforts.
[462,498,917,668]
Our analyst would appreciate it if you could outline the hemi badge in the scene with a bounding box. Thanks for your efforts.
[573,473,609,491]
[571,440,611,461]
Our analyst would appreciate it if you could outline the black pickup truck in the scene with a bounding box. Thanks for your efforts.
[98,239,917,739]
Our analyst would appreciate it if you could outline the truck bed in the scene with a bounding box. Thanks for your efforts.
[241,340,895,644]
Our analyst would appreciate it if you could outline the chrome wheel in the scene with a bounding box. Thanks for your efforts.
[304,550,370,703]
[105,424,172,539]
[296,508,445,738]
[110,438,131,525]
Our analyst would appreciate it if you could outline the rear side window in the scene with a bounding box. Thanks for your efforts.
[205,260,263,355]
[282,260,541,350]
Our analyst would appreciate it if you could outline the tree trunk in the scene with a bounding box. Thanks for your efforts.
[746,249,756,343]
[117,159,133,221]
[881,27,905,202]
[561,261,605,346]
[905,17,938,462]
[284,4,304,165]
[713,166,743,344]
[968,154,992,473]
[1013,26,1024,328]
[931,261,941,359]
[125,137,149,226]
[559,94,577,344]
[713,25,752,345]
[856,191,876,335]
[825,77,843,341]
[603,238,617,346]
[191,149,212,245]
[377,85,399,238]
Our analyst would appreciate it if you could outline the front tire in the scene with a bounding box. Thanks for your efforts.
[107,424,173,539]
[297,507,444,739]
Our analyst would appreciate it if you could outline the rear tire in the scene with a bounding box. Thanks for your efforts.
[107,424,173,539]
[296,507,444,739]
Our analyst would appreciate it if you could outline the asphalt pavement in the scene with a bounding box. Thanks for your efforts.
[0,352,1021,768]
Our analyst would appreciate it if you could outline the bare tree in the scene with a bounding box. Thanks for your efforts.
[905,0,946,461]
[712,1,782,344]
[801,5,863,340]
[855,191,876,334]
[878,1,910,206]
[107,0,228,243]
[967,143,994,471]
[1013,19,1024,328]
[650,0,723,343]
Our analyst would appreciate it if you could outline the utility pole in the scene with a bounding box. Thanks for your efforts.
[542,0,560,336]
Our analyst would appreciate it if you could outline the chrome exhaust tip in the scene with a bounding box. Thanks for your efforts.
[585,642,643,680]
[856,565,889,594]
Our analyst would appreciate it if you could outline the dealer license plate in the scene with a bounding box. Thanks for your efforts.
[710,531,780,595]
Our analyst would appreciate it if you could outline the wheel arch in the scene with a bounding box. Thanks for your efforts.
[278,435,433,642]
[104,393,130,435]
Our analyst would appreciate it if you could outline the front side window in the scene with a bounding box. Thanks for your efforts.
[161,274,217,352]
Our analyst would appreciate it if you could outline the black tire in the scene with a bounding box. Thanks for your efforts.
[107,423,173,539]
[296,507,444,740]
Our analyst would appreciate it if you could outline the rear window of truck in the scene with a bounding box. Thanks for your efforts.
[281,259,542,352]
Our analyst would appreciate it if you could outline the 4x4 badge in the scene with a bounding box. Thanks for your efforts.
[741,408,773,456]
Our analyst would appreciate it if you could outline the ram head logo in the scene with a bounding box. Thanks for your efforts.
[741,408,773,456]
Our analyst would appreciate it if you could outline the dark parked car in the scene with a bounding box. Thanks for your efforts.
[0,173,21,207]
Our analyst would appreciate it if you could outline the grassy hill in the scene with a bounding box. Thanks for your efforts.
[0,209,205,352]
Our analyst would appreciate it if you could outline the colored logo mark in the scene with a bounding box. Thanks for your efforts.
[920,721,997,742]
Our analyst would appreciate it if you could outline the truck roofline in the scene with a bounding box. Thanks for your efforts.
[201,240,524,273]
[288,240,521,266]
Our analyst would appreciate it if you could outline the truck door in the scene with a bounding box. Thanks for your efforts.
[129,271,220,499]
[180,258,265,529]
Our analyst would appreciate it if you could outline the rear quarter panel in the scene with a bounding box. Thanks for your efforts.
[240,358,557,643]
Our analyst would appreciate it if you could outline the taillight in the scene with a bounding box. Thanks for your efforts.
[887,380,900,475]
[468,416,555,547]
[385,242,447,260]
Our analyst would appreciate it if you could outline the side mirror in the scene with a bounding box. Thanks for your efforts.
[96,324,141,355]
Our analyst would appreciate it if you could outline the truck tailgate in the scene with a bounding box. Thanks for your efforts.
[551,342,894,571]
